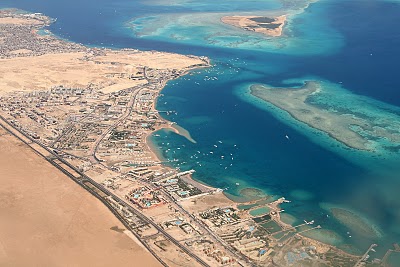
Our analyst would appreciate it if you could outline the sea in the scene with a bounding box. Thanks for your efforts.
[2,0,400,258]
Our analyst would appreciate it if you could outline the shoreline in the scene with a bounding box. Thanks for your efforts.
[221,15,287,37]
[144,62,207,162]
[0,9,213,266]
[0,7,366,265]
[147,80,363,258]
[145,64,227,195]
[145,69,365,260]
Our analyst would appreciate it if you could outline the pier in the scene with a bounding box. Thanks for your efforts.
[354,244,378,267]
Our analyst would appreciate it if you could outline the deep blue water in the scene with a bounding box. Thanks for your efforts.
[3,0,400,256]
[305,1,400,106]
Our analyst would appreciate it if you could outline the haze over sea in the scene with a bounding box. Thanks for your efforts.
[3,0,400,256]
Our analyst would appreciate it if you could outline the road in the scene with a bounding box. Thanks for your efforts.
[0,71,241,267]
[50,108,95,148]
[158,186,253,267]
[137,179,252,266]
[89,86,141,164]
[0,115,211,267]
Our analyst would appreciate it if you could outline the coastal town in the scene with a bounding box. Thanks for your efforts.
[0,9,399,267]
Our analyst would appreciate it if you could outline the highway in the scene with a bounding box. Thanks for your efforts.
[0,115,211,267]
[0,70,241,267]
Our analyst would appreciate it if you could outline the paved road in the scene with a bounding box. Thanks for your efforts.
[0,115,210,267]
[158,186,253,267]
[89,86,140,164]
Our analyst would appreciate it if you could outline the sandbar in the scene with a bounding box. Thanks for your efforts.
[171,123,197,143]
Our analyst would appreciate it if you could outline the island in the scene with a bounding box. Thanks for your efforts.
[221,15,286,37]
[0,8,391,267]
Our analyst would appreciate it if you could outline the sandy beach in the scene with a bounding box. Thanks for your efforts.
[0,7,372,266]
[0,50,206,95]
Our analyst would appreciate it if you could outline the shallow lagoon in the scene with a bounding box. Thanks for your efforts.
[249,206,271,217]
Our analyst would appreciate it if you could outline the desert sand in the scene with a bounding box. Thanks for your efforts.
[0,17,43,25]
[0,10,206,95]
[0,126,161,267]
[0,50,205,95]
[180,192,234,214]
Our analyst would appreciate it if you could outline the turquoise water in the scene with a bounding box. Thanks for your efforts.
[261,220,282,234]
[388,252,400,267]
[128,0,344,55]
[249,207,271,217]
[236,78,400,168]
[3,0,400,257]
[146,0,400,255]
[237,203,258,211]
